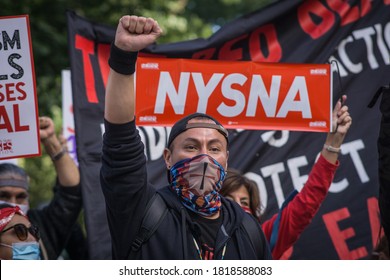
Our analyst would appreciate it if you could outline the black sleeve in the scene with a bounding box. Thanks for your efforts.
[100,119,155,259]
[378,89,390,252]
[28,182,82,259]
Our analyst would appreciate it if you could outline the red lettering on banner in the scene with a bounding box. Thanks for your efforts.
[326,0,371,26]
[358,0,371,17]
[277,198,380,260]
[0,140,12,151]
[0,104,29,132]
[0,82,27,102]
[13,104,28,132]
[249,24,282,62]
[0,106,12,131]
[75,35,98,103]
[192,48,216,59]
[97,43,110,88]
[15,82,26,100]
[327,0,359,26]
[218,34,248,60]
[323,207,367,259]
[298,0,336,39]
[193,25,282,62]
[367,197,382,247]
[5,84,16,101]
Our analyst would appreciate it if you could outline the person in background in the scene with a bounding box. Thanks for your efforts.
[220,169,261,219]
[0,204,41,260]
[221,96,352,259]
[371,234,389,260]
[377,87,390,254]
[0,116,83,259]
[51,133,88,260]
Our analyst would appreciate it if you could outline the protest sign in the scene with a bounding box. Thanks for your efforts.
[136,57,332,132]
[61,69,78,164]
[0,15,40,160]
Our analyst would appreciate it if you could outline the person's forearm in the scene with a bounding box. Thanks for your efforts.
[104,16,161,124]
[43,135,80,186]
[321,135,340,164]
[53,155,80,187]
[104,67,136,124]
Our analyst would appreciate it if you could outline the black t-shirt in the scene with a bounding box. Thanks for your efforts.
[189,211,223,260]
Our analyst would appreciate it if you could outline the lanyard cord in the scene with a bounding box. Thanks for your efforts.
[192,236,227,260]
[221,243,227,260]
[192,236,203,260]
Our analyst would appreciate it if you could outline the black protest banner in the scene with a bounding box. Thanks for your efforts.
[67,0,390,259]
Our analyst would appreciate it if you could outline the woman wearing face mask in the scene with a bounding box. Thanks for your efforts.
[0,204,41,260]
[220,152,344,260]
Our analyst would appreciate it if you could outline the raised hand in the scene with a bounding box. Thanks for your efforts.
[322,95,352,163]
[114,15,163,52]
[329,95,352,147]
[39,116,56,142]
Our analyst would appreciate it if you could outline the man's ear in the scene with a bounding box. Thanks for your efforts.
[225,150,229,170]
[163,148,172,169]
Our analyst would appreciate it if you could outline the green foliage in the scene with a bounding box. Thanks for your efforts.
[1,0,274,207]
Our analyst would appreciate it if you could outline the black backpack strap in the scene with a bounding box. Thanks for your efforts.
[367,85,390,108]
[242,213,264,258]
[130,193,168,254]
[269,190,298,251]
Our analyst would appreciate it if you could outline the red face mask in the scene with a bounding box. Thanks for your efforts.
[241,205,253,215]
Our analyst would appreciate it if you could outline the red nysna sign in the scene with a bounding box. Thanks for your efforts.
[135,57,332,132]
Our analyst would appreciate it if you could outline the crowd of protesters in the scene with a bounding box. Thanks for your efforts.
[1,13,388,261]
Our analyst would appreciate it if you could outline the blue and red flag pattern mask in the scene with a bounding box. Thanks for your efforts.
[169,154,226,216]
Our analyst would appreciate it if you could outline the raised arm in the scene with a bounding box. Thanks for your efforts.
[262,95,352,259]
[105,16,162,124]
[39,116,79,187]
[321,95,352,163]
[101,16,162,259]
[37,116,82,259]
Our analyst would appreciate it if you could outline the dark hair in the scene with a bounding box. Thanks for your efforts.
[0,163,29,190]
[372,234,389,260]
[220,168,261,220]
[0,163,28,179]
